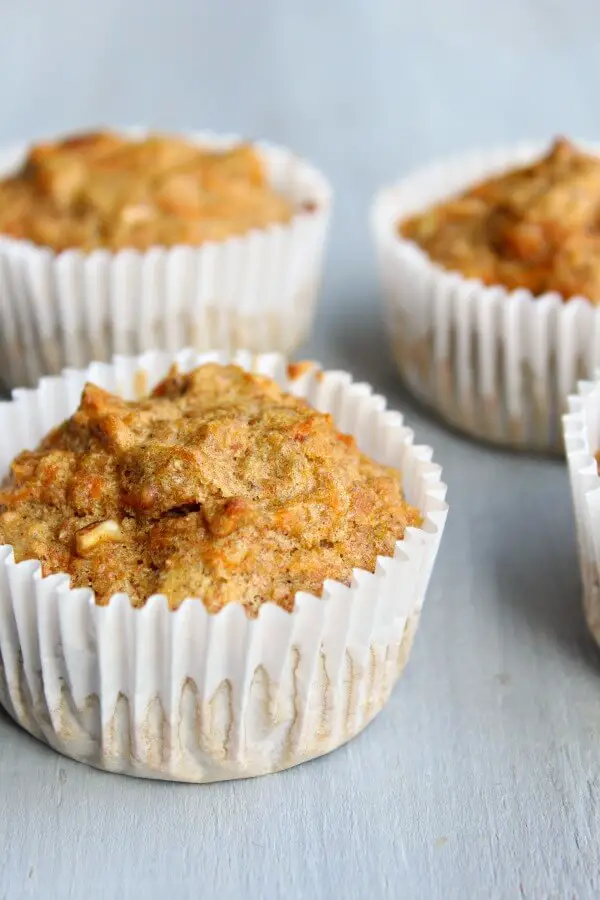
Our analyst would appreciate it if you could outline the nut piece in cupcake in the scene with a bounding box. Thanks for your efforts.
[0,363,421,614]
[0,130,297,252]
[400,138,600,300]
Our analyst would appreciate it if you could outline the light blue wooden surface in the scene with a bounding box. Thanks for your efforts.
[1,1,600,897]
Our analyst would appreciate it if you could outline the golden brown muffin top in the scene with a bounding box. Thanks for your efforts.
[400,138,600,301]
[0,130,294,252]
[0,364,420,614]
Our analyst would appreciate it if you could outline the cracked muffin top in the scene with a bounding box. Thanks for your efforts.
[0,363,420,613]
[0,130,294,252]
[400,138,600,301]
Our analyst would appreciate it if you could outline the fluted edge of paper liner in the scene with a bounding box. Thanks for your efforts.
[0,128,332,387]
[371,140,600,452]
[564,372,600,645]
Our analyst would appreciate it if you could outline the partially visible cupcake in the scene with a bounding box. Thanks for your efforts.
[0,129,331,386]
[0,348,447,782]
[564,375,600,645]
[372,138,600,451]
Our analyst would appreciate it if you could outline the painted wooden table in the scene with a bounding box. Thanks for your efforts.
[1,0,600,896]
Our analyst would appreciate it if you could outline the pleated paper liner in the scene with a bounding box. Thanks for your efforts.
[0,129,332,387]
[564,374,600,645]
[372,141,600,452]
[0,349,448,782]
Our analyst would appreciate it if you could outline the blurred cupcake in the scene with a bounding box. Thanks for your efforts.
[0,129,331,387]
[564,375,600,644]
[0,348,447,782]
[372,138,600,451]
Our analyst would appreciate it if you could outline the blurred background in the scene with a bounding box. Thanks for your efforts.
[2,0,597,367]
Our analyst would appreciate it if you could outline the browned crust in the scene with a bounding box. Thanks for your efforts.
[0,363,420,613]
[400,138,600,302]
[0,130,295,252]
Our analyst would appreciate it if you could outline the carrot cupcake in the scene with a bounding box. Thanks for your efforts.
[0,129,331,386]
[372,138,600,451]
[0,349,447,782]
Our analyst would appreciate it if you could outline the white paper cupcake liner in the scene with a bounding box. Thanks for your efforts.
[0,348,447,782]
[0,129,332,388]
[564,375,600,644]
[371,141,600,452]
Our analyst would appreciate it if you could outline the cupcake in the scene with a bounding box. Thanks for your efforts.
[372,137,600,451]
[0,129,331,387]
[564,375,600,644]
[0,349,447,782]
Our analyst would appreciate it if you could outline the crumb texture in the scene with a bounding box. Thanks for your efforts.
[0,364,420,612]
[401,138,600,301]
[0,130,294,251]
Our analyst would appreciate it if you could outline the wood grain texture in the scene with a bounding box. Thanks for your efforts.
[1,0,600,897]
